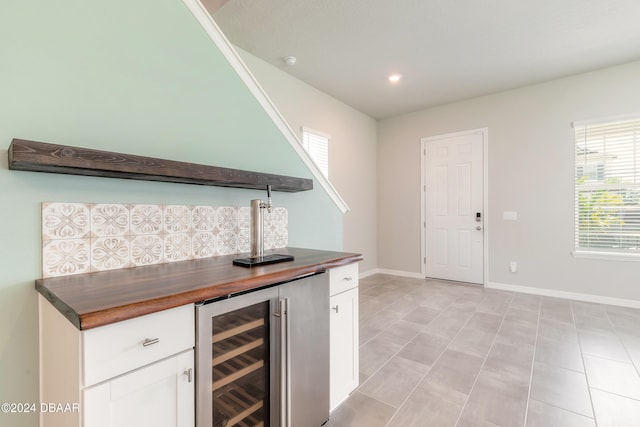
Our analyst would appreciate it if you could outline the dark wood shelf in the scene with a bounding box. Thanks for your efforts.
[8,139,313,192]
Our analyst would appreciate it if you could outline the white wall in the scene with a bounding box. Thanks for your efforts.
[237,48,379,274]
[378,60,640,303]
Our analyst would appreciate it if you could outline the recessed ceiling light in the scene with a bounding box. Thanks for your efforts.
[388,74,402,83]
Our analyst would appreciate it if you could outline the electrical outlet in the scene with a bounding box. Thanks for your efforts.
[509,261,517,273]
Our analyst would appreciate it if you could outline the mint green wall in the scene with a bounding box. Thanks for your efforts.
[0,1,341,425]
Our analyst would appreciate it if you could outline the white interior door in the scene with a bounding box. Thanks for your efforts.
[424,131,484,284]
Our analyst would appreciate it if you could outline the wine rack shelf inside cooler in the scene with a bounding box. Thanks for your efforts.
[211,302,269,427]
[212,331,265,366]
[215,383,265,427]
[212,352,264,390]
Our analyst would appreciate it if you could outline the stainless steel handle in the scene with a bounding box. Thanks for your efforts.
[142,338,159,347]
[332,305,339,313]
[344,276,353,281]
[278,299,286,425]
[184,368,192,383]
[279,298,291,427]
[285,298,291,427]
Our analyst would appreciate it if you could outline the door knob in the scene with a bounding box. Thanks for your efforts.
[476,226,482,231]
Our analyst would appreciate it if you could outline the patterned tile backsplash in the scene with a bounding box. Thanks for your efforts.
[41,202,288,278]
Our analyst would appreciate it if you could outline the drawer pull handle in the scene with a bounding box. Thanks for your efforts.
[332,305,339,313]
[344,277,353,281]
[184,368,193,383]
[142,338,160,347]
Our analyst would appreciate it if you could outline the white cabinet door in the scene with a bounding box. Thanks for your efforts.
[83,350,194,427]
[329,288,359,410]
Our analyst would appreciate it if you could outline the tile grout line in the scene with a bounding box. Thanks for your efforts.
[604,308,640,378]
[358,279,459,347]
[356,282,432,406]
[588,386,640,403]
[356,281,432,389]
[357,279,423,346]
[383,285,483,426]
[522,296,542,427]
[569,300,599,426]
[529,300,604,421]
[356,328,423,393]
[452,292,515,427]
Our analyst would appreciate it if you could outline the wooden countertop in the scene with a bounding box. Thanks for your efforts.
[36,247,362,330]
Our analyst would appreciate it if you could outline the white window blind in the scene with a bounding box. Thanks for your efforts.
[575,115,640,255]
[302,127,329,178]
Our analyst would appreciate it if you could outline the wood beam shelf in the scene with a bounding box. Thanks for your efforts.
[8,139,313,192]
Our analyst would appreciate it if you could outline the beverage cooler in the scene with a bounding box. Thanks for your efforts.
[196,272,330,427]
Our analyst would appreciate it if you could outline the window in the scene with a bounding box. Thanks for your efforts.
[301,127,329,178]
[574,115,640,256]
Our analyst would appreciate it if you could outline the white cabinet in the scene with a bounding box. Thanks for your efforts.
[329,263,359,410]
[83,350,193,427]
[38,296,194,427]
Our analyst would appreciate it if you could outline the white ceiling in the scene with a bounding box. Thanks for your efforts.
[209,0,640,119]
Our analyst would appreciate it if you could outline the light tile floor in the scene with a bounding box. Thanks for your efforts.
[326,274,640,427]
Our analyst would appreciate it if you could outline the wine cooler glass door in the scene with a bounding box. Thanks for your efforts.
[197,287,279,427]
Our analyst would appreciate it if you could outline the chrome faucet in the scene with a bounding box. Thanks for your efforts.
[250,185,272,259]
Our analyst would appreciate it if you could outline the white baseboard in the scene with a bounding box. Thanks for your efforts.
[372,268,423,279]
[359,269,379,279]
[487,281,640,309]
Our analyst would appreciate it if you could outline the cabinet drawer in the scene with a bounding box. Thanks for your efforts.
[330,263,358,295]
[83,304,194,387]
